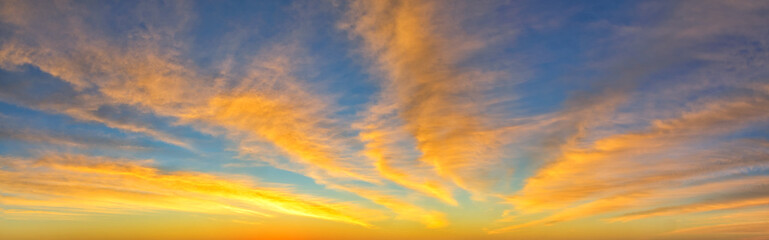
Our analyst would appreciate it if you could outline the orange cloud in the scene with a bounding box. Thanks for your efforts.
[181,59,378,183]
[345,0,512,198]
[494,94,769,232]
[0,154,379,227]
[331,185,448,228]
[0,1,379,186]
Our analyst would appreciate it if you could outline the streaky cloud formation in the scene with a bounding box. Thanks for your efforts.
[0,154,377,227]
[0,0,768,239]
[345,0,515,202]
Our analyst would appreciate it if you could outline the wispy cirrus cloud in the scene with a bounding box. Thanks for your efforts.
[344,0,519,203]
[0,0,447,228]
[1,0,768,238]
[490,0,769,233]
[0,153,380,227]
[0,0,374,184]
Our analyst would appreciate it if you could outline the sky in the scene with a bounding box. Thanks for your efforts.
[0,0,768,239]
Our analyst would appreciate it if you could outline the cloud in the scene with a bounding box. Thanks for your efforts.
[491,175,769,234]
[491,94,769,232]
[1,0,768,237]
[331,185,449,228]
[179,53,379,183]
[0,153,379,227]
[490,0,769,233]
[610,178,769,222]
[0,1,197,149]
[0,0,378,184]
[0,2,426,227]
[668,222,769,238]
[344,0,517,200]
[0,209,85,220]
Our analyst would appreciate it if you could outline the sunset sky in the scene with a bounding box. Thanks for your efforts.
[1,0,768,239]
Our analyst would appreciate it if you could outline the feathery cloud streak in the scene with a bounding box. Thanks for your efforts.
[0,0,768,239]
[0,154,377,226]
